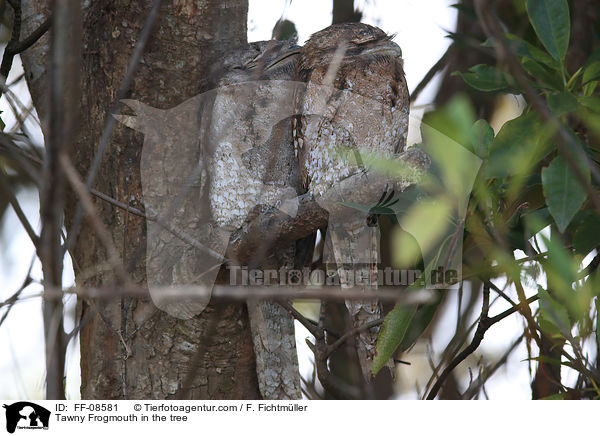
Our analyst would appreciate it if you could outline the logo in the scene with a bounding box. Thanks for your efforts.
[3,402,50,433]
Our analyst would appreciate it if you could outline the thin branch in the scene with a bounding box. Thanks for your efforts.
[326,318,384,358]
[0,257,35,327]
[426,282,490,400]
[410,44,451,103]
[486,279,518,307]
[0,167,39,247]
[90,188,146,218]
[422,286,481,396]
[34,284,434,304]
[579,249,600,279]
[40,0,82,400]
[512,276,542,347]
[0,0,22,91]
[463,334,524,399]
[487,294,539,325]
[8,15,51,54]
[7,72,24,87]
[278,301,321,337]
[426,283,540,399]
[312,301,362,399]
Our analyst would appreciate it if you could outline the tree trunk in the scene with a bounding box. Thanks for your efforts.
[22,0,261,399]
[332,0,361,24]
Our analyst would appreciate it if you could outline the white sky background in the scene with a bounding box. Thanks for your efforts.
[248,0,456,102]
[0,0,539,400]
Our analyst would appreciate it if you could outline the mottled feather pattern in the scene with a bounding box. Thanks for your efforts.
[211,40,303,400]
[211,23,409,389]
[295,23,409,380]
[296,24,409,197]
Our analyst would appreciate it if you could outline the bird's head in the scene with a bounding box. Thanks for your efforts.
[214,40,301,84]
[299,23,402,74]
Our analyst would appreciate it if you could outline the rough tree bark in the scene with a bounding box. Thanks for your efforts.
[22,0,261,399]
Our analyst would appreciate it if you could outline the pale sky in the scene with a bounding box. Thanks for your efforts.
[248,0,457,102]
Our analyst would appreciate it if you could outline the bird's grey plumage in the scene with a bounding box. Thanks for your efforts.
[210,40,303,399]
[295,23,409,381]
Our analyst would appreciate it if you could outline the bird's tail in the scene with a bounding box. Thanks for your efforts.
[328,218,384,381]
[247,299,302,399]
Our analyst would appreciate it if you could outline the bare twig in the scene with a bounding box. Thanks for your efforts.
[0,166,39,247]
[512,276,541,347]
[410,44,452,103]
[34,284,434,304]
[425,282,540,399]
[0,257,35,327]
[40,0,81,400]
[9,15,51,54]
[90,188,146,218]
[326,318,384,358]
[426,282,490,400]
[278,301,320,336]
[311,301,362,399]
[487,294,539,325]
[0,0,22,90]
[579,249,600,279]
[463,334,524,399]
[486,279,518,307]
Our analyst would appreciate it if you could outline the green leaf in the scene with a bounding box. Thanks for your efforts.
[572,212,600,255]
[454,64,519,93]
[541,155,588,232]
[581,47,600,83]
[522,58,564,90]
[450,3,476,19]
[398,299,442,351]
[538,288,572,335]
[393,198,453,266]
[526,0,571,62]
[485,112,554,179]
[595,298,600,346]
[372,304,417,375]
[582,61,600,85]
[546,91,578,115]
[540,231,580,317]
[578,96,600,113]
[469,119,494,158]
[504,33,560,69]
[422,96,475,148]
[523,207,553,235]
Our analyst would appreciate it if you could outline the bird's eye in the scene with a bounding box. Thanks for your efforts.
[353,35,377,45]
